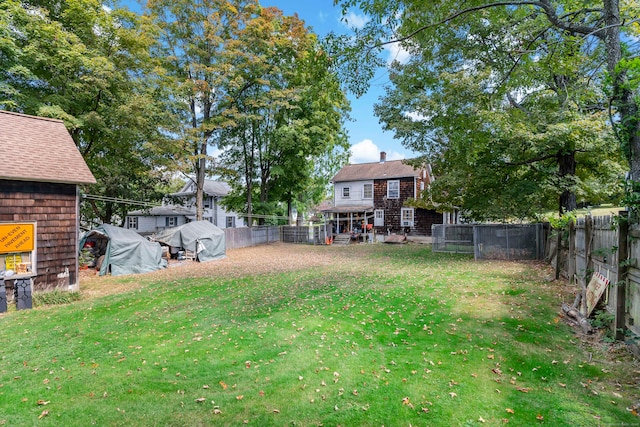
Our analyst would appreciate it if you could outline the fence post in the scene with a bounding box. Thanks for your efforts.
[555,225,562,280]
[585,215,593,274]
[568,219,576,280]
[615,211,629,340]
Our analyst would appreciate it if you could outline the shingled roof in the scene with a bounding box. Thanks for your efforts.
[331,159,421,183]
[0,110,96,185]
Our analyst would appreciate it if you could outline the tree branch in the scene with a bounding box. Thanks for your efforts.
[370,0,604,52]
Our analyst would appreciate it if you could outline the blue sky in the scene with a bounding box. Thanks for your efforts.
[119,0,414,164]
[261,0,414,164]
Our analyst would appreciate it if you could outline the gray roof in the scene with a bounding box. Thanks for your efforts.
[128,205,194,216]
[172,179,231,197]
[332,160,421,183]
[0,110,96,185]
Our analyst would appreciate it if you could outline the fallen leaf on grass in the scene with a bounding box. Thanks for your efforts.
[478,416,486,423]
[236,395,244,400]
[402,397,411,405]
[219,381,228,390]
[516,387,530,393]
[38,410,48,419]
[36,400,50,406]
[506,408,515,414]
[195,398,206,403]
[213,409,222,415]
[449,392,457,398]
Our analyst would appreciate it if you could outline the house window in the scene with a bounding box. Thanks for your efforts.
[166,216,177,227]
[127,217,138,229]
[401,208,414,227]
[374,209,384,227]
[387,180,400,199]
[204,198,211,209]
[226,216,235,228]
[363,183,373,199]
[342,186,350,198]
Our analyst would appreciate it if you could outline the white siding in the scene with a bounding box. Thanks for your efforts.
[334,180,374,208]
[134,216,158,234]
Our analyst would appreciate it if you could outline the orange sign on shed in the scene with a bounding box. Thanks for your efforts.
[0,223,35,254]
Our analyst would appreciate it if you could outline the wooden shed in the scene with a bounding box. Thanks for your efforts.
[0,110,96,291]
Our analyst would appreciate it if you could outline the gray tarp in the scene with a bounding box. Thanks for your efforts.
[80,224,166,276]
[153,220,226,262]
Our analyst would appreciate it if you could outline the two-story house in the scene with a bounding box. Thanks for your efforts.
[325,152,444,236]
[125,179,244,235]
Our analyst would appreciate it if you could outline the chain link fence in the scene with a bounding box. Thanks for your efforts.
[432,223,545,260]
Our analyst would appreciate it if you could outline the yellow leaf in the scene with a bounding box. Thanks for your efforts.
[38,410,49,419]
[36,400,50,406]
[506,408,515,414]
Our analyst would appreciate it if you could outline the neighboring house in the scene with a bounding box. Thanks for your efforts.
[125,179,244,235]
[0,110,96,291]
[324,152,445,236]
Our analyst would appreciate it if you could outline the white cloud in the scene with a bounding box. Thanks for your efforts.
[342,11,369,30]
[386,150,406,161]
[385,41,411,65]
[349,139,405,164]
[349,139,379,163]
[403,111,429,122]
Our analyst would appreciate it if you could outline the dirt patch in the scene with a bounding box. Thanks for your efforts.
[79,243,356,300]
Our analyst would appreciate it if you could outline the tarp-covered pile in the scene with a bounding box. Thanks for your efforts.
[80,224,166,276]
[153,220,226,262]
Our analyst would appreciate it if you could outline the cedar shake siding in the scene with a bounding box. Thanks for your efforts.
[1,110,95,291]
[0,180,79,289]
[373,177,442,235]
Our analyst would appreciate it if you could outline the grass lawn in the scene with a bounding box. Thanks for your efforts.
[1,243,638,426]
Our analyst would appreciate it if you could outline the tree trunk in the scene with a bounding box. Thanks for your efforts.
[195,154,205,221]
[558,150,577,213]
[602,0,640,180]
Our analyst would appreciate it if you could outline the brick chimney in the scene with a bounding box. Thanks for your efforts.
[380,151,386,163]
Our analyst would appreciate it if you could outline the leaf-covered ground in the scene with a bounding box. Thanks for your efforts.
[2,242,639,426]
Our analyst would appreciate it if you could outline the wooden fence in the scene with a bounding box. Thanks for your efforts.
[559,214,639,351]
[224,226,280,250]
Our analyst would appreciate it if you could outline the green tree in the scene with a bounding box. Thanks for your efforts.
[215,7,350,224]
[332,0,634,219]
[146,0,264,221]
[0,0,176,225]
